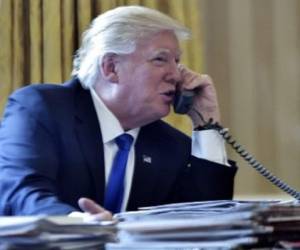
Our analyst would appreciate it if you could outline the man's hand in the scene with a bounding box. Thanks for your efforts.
[178,65,220,128]
[69,197,113,222]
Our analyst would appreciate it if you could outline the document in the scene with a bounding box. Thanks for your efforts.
[0,216,117,250]
[112,200,300,249]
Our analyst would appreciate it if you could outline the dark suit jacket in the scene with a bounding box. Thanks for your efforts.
[0,78,237,215]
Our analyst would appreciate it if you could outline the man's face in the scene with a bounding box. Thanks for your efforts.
[115,30,182,126]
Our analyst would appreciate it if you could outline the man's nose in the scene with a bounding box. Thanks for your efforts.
[166,62,181,84]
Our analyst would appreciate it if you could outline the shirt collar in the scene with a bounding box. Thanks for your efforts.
[90,88,140,144]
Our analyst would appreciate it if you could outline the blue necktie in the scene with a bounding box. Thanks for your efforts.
[104,133,133,213]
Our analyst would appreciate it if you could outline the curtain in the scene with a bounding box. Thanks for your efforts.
[0,0,203,135]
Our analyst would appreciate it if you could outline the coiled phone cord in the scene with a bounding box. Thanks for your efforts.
[192,109,300,200]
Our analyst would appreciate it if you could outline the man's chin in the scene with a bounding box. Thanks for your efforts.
[146,105,171,123]
[159,105,171,118]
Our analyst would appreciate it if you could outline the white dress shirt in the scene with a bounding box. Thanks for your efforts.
[90,88,229,212]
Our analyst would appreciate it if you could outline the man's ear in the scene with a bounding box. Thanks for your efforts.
[101,53,119,83]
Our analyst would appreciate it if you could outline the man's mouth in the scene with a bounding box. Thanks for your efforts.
[161,90,175,103]
[162,90,175,97]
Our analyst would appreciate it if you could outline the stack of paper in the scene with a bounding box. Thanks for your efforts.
[107,200,300,249]
[0,216,117,250]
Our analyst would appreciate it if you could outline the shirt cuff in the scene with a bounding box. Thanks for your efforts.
[192,129,230,166]
[68,211,85,217]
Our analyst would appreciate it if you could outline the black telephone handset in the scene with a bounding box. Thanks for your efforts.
[173,89,300,200]
[173,89,195,114]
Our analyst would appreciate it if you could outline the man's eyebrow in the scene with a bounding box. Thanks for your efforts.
[152,49,182,57]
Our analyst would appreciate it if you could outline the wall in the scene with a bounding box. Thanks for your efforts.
[201,0,300,198]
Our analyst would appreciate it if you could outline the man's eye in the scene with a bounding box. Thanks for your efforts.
[154,57,167,62]
[152,57,168,66]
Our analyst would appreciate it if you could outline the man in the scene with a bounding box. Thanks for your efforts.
[0,6,237,220]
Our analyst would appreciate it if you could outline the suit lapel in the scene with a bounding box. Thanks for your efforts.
[72,80,105,205]
[127,123,167,210]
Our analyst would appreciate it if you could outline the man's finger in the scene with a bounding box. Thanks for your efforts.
[78,197,107,214]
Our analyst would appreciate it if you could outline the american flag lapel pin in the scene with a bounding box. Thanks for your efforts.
[142,154,152,164]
